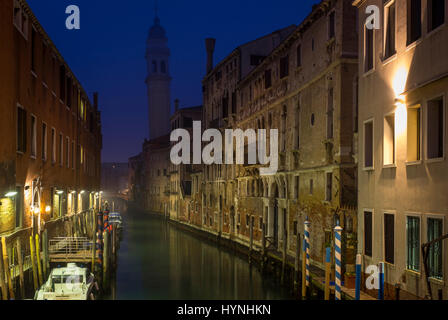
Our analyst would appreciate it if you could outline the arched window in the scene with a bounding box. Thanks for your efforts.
[152,60,157,73]
[161,61,166,73]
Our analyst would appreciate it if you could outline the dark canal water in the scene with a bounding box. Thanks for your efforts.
[107,206,293,300]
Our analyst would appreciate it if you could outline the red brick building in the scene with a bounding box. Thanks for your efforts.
[0,0,102,238]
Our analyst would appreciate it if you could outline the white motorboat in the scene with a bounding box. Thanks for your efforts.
[34,263,99,300]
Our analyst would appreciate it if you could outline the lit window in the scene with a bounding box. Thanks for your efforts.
[383,114,395,166]
[407,105,421,162]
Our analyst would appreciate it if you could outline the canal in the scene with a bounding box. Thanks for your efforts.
[107,205,293,300]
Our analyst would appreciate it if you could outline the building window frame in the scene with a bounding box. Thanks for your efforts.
[383,211,396,266]
[363,22,375,74]
[383,111,396,167]
[41,122,47,161]
[426,95,445,162]
[406,103,422,164]
[17,104,27,154]
[30,114,37,159]
[406,0,422,46]
[363,118,374,170]
[426,214,445,280]
[405,213,421,273]
[364,209,374,257]
[383,0,397,62]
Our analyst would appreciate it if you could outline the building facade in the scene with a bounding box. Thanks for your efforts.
[354,0,448,299]
[0,0,102,237]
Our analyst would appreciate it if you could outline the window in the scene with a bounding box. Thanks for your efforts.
[329,11,335,39]
[427,97,444,159]
[152,60,157,73]
[296,44,302,67]
[384,1,396,59]
[42,123,47,161]
[326,172,333,201]
[407,0,421,45]
[428,0,445,32]
[364,25,374,72]
[427,218,443,279]
[383,114,395,165]
[72,141,75,169]
[264,69,272,89]
[407,105,421,162]
[66,137,70,168]
[59,133,63,167]
[364,120,374,168]
[161,61,166,73]
[364,211,373,257]
[295,104,300,148]
[59,65,66,102]
[406,216,420,272]
[66,77,72,108]
[17,106,27,153]
[13,0,28,38]
[279,56,289,79]
[30,115,37,158]
[294,176,300,199]
[31,28,36,72]
[246,214,250,227]
[51,128,56,164]
[327,88,334,139]
[384,213,395,264]
[250,55,265,66]
[309,179,313,195]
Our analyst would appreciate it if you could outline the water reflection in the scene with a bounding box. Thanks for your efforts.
[110,206,292,300]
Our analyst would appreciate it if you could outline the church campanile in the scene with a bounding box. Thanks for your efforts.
[145,8,171,140]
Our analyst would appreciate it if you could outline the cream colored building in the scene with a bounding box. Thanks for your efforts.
[354,0,448,299]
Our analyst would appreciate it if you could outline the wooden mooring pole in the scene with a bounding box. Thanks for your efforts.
[29,236,38,292]
[0,239,8,300]
[281,232,287,283]
[2,237,14,300]
[102,230,109,290]
[16,239,25,299]
[35,234,43,287]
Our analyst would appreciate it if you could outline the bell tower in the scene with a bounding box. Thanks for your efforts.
[145,7,171,140]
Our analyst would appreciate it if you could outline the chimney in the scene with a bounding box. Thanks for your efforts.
[205,38,216,74]
[93,92,98,110]
[174,99,179,112]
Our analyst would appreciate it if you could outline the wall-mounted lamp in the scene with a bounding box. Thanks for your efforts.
[394,97,405,106]
[45,206,51,213]
[33,207,40,214]
[80,190,85,194]
[5,192,17,197]
[56,190,64,195]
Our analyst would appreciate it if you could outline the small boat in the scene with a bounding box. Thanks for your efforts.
[108,212,123,227]
[34,263,99,300]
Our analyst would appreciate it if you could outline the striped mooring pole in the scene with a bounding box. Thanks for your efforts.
[304,219,311,292]
[334,225,343,300]
[378,262,385,300]
[355,254,362,300]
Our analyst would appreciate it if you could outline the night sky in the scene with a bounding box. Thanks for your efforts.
[27,0,320,163]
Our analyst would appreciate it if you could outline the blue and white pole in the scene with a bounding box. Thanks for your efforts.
[378,262,385,300]
[334,225,343,300]
[304,219,311,290]
[355,254,362,300]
